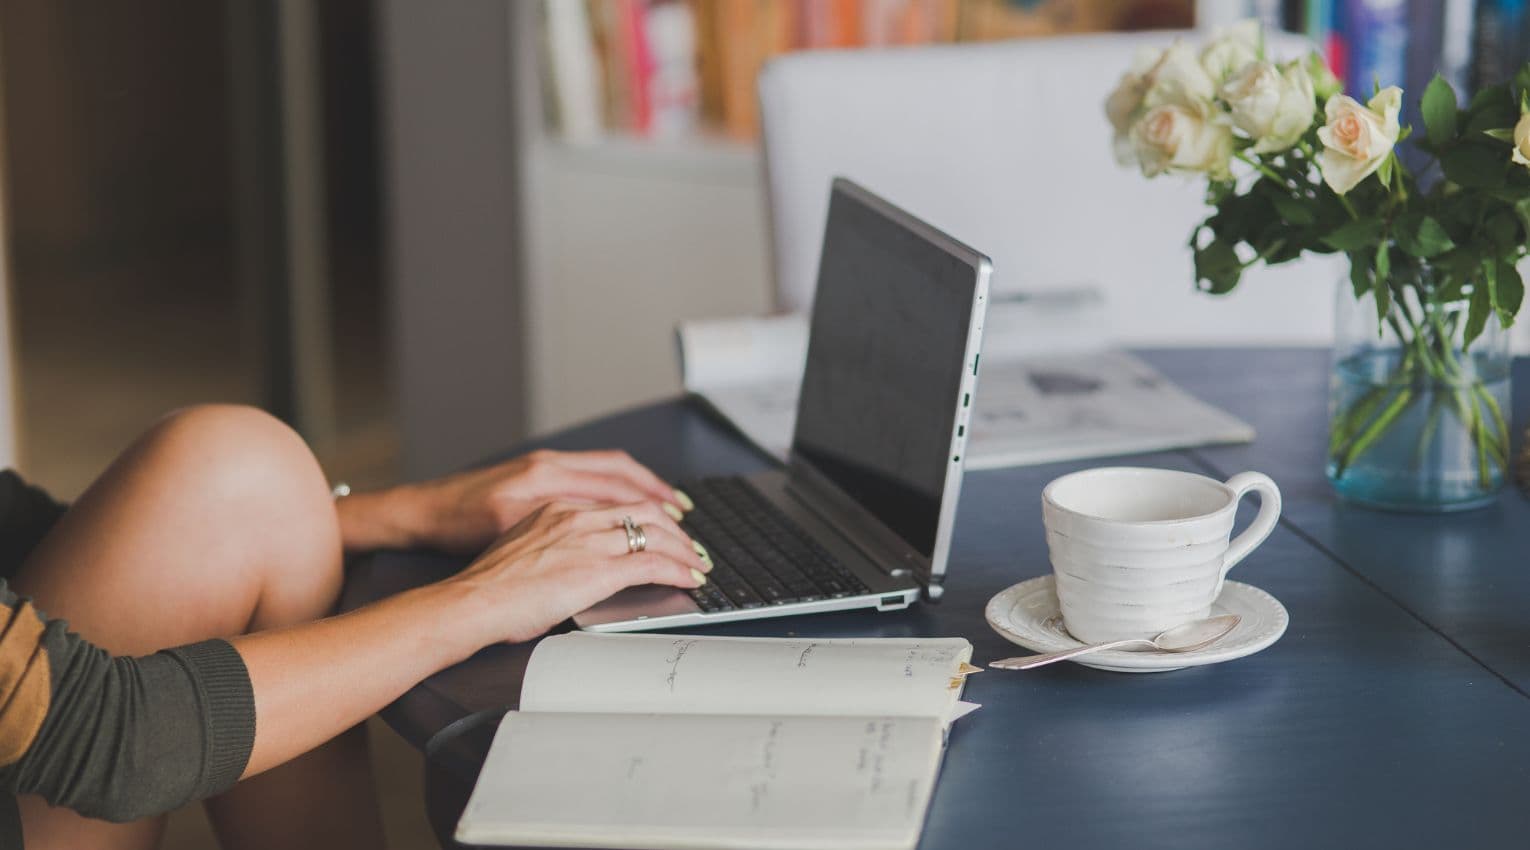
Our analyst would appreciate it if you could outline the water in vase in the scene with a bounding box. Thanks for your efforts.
[1327,348,1511,512]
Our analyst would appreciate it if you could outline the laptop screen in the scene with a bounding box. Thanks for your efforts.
[790,183,979,558]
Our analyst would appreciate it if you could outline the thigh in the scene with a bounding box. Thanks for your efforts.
[11,405,344,849]
[12,404,342,650]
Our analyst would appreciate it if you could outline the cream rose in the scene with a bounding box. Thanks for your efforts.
[1221,60,1316,153]
[1131,98,1234,180]
[1304,52,1342,101]
[1200,19,1262,84]
[1513,113,1530,168]
[1106,62,1154,164]
[1144,41,1218,109]
[1316,86,1402,194]
[1106,43,1216,165]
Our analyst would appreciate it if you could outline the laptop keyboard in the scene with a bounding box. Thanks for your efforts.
[677,477,871,614]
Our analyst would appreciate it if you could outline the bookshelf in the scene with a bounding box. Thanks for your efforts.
[512,3,768,435]
[514,1,1530,435]
[517,0,1200,434]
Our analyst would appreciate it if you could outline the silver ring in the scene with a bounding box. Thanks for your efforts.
[622,515,647,554]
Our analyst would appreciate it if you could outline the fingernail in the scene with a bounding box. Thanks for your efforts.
[673,489,695,512]
[663,503,685,522]
[692,541,713,570]
[690,568,707,585]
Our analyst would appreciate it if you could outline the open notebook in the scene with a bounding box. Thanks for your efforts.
[677,295,1255,470]
[456,633,979,850]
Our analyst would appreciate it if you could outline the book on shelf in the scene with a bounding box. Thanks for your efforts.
[1472,0,1530,92]
[1305,1,1530,109]
[540,0,1193,144]
[455,633,980,850]
[676,293,1256,471]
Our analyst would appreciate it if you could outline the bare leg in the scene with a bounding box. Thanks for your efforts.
[11,405,386,850]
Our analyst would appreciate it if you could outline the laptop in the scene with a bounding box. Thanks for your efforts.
[575,178,992,632]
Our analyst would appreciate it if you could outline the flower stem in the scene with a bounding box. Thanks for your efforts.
[1336,386,1415,477]
[1235,152,1292,187]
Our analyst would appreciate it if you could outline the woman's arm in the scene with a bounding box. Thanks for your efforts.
[335,449,692,554]
[241,497,704,775]
[3,499,707,818]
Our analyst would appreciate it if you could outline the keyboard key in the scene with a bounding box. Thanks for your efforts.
[678,476,873,615]
[689,584,736,613]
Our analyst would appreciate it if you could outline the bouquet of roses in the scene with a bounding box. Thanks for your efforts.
[1107,21,1526,500]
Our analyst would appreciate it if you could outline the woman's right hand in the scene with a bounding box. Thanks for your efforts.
[447,500,711,645]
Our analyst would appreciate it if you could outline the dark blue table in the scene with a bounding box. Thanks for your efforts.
[341,348,1530,850]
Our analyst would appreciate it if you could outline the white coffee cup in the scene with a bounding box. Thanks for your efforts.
[1041,467,1281,644]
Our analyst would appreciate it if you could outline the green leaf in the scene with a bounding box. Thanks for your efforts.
[1488,186,1530,202]
[1516,61,1530,100]
[1267,191,1316,225]
[1437,271,1468,303]
[1495,258,1524,327]
[1442,143,1510,188]
[1422,74,1460,148]
[1193,238,1243,294]
[1484,127,1516,142]
[1394,214,1457,258]
[1348,251,1372,298]
[1467,85,1517,134]
[1485,211,1520,251]
[1514,197,1530,238]
[1376,153,1395,188]
[1208,191,1276,245]
[1373,243,1392,322]
[1465,274,1492,349]
[1205,180,1234,205]
[1322,218,1384,251]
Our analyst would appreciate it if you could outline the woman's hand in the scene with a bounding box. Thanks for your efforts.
[235,499,711,778]
[447,500,710,644]
[337,449,692,554]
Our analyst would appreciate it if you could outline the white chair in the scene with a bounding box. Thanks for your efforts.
[758,30,1345,347]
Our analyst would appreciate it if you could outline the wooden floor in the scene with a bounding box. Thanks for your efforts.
[14,253,437,849]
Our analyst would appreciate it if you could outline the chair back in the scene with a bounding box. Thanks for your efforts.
[759,30,1344,346]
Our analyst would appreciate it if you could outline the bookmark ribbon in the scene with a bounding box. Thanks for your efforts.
[948,662,984,690]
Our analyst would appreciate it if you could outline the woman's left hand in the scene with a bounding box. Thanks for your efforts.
[336,449,690,554]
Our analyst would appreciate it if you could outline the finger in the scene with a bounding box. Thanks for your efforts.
[572,501,691,550]
[586,521,708,571]
[544,450,683,512]
[531,465,667,512]
[598,551,708,594]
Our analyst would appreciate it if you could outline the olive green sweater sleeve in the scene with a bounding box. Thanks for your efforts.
[0,470,67,577]
[0,580,255,845]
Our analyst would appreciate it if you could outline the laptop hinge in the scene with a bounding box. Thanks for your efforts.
[782,457,934,589]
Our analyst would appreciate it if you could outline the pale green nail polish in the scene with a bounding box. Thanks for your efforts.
[690,568,707,585]
[673,489,696,512]
[663,503,685,522]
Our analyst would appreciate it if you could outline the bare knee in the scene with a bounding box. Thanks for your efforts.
[138,405,343,629]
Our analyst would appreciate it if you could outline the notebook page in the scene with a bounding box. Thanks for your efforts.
[520,633,972,721]
[455,711,944,850]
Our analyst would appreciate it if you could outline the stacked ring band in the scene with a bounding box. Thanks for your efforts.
[622,515,647,554]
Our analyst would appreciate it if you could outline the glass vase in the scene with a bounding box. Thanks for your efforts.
[1326,271,1513,512]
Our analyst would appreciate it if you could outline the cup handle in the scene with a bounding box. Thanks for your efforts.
[1220,472,1282,581]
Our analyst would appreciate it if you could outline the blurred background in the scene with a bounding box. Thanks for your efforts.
[0,0,1523,847]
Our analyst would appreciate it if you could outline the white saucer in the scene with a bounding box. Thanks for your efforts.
[984,575,1289,673]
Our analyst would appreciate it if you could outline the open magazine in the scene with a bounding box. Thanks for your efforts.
[677,294,1254,471]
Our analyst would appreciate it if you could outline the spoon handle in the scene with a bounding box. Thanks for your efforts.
[990,638,1155,670]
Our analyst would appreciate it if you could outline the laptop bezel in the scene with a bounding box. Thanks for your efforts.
[783,177,992,599]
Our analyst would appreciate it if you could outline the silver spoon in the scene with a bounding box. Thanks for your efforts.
[989,614,1242,670]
